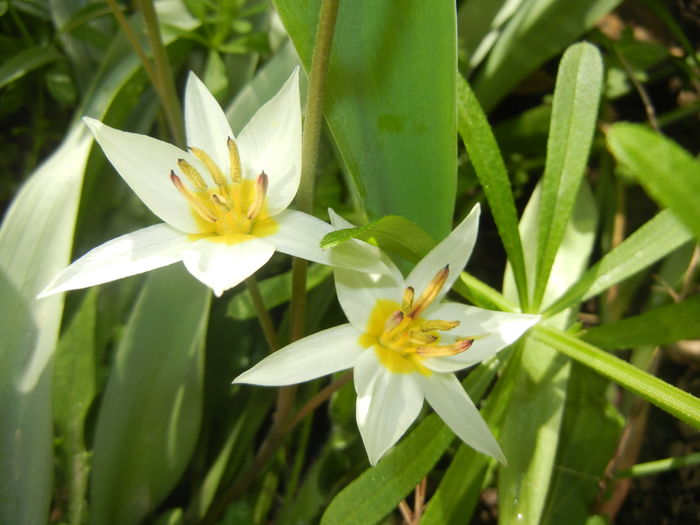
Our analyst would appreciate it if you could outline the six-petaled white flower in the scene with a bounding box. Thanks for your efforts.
[39,69,386,298]
[234,204,540,465]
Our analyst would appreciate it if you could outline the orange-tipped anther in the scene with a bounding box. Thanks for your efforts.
[410,265,449,317]
[246,172,269,219]
[170,171,217,223]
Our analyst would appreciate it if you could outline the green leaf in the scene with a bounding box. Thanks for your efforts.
[544,210,693,316]
[533,42,603,309]
[0,127,92,525]
[584,295,700,350]
[274,0,457,239]
[499,180,597,525]
[472,0,621,111]
[227,264,332,320]
[532,325,700,430]
[607,122,700,240]
[0,45,62,89]
[319,215,436,263]
[457,74,529,309]
[89,266,209,525]
[53,289,99,525]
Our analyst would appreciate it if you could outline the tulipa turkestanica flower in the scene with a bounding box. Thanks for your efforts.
[234,204,540,465]
[39,68,386,298]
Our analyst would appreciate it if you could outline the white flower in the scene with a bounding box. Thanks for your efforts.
[234,204,540,465]
[39,69,386,298]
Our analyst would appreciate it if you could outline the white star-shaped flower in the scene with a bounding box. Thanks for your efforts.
[40,69,386,298]
[234,204,540,465]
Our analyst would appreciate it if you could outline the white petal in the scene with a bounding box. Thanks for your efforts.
[233,324,362,386]
[84,118,198,233]
[420,372,505,463]
[181,237,275,296]
[184,72,235,174]
[267,210,391,275]
[354,349,424,465]
[236,68,301,214]
[38,224,188,297]
[423,303,540,373]
[406,204,480,304]
[334,268,404,330]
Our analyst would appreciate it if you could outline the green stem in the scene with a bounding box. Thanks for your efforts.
[244,277,279,352]
[105,0,161,95]
[137,0,185,147]
[290,0,340,344]
[614,451,700,479]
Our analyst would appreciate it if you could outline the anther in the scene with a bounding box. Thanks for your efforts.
[416,338,473,358]
[227,137,242,182]
[246,172,268,219]
[383,310,404,333]
[401,287,415,313]
[190,146,229,190]
[211,192,232,211]
[177,159,207,191]
[419,320,460,332]
[411,265,449,317]
[170,171,217,223]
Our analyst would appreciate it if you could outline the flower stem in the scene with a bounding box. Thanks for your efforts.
[137,0,185,147]
[244,277,280,352]
[290,0,340,344]
[105,0,160,94]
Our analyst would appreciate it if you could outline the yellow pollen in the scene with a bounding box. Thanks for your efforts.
[170,140,278,244]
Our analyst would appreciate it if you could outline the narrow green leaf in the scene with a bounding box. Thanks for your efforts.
[90,266,209,525]
[544,210,692,315]
[607,122,700,240]
[457,74,529,309]
[53,289,98,525]
[227,264,332,320]
[320,215,437,263]
[472,0,621,111]
[0,45,62,89]
[533,42,603,309]
[532,325,700,429]
[500,181,597,525]
[274,0,457,239]
[584,295,700,350]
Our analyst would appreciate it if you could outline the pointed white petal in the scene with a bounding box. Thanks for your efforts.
[420,372,506,463]
[181,237,274,296]
[406,204,480,303]
[234,324,362,386]
[84,118,199,233]
[422,303,540,372]
[39,224,188,297]
[184,72,235,173]
[236,68,301,214]
[354,349,424,465]
[268,210,391,276]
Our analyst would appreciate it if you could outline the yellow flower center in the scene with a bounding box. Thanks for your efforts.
[358,267,474,375]
[170,137,278,244]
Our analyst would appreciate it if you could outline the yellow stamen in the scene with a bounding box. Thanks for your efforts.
[227,137,242,182]
[247,172,269,220]
[170,171,217,223]
[411,265,449,317]
[190,146,229,190]
[383,310,404,333]
[418,319,460,332]
[211,192,232,211]
[401,286,415,312]
[177,159,207,191]
[416,338,473,358]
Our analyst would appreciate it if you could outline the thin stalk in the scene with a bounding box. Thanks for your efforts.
[614,451,700,479]
[290,0,340,343]
[137,0,185,147]
[244,277,279,352]
[105,0,160,94]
